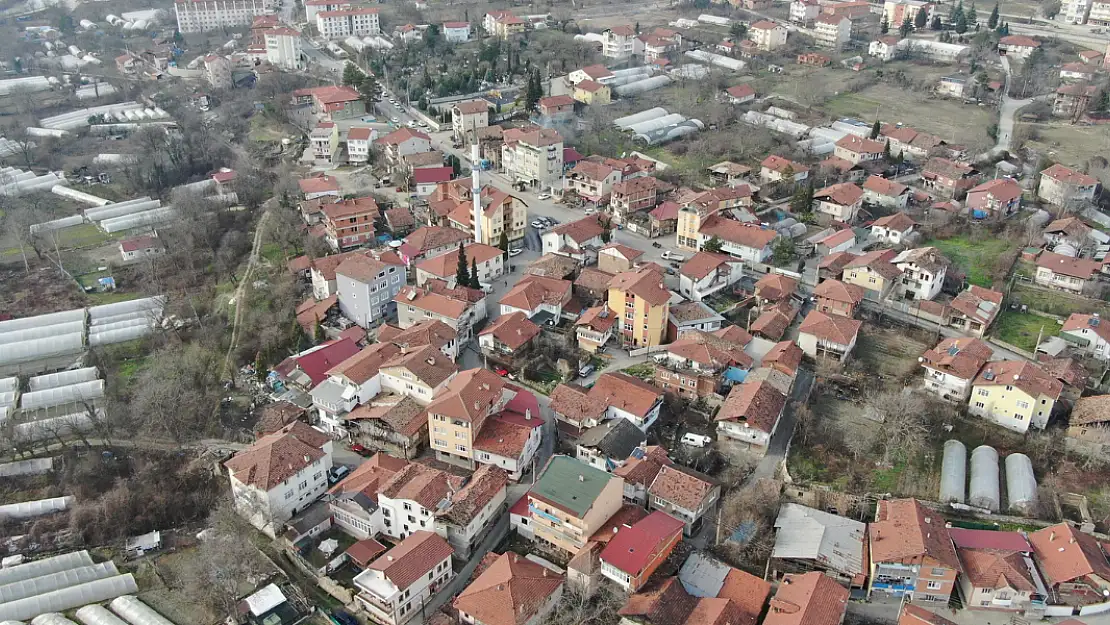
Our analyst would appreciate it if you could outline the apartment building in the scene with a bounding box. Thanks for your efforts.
[352,531,454,625]
[969,360,1062,433]
[502,127,564,189]
[224,422,334,536]
[336,251,407,328]
[564,160,622,204]
[451,100,490,143]
[316,7,380,38]
[264,27,303,70]
[428,369,507,469]
[1038,163,1100,207]
[749,20,788,50]
[601,24,637,58]
[791,0,821,22]
[884,0,932,26]
[304,0,351,21]
[321,196,376,251]
[310,121,339,162]
[608,265,671,349]
[174,0,269,33]
[484,10,525,37]
[814,14,851,49]
[527,456,625,557]
[678,252,745,302]
[347,127,373,165]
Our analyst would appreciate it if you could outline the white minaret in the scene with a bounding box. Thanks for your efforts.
[470,141,482,244]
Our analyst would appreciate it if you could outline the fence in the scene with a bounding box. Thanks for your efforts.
[628,344,669,357]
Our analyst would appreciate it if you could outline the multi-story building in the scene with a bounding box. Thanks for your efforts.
[715,371,790,455]
[834,135,886,165]
[527,456,625,557]
[966,178,1023,217]
[575,304,617,353]
[868,498,961,604]
[842,249,902,301]
[760,155,809,184]
[791,0,821,23]
[427,369,507,469]
[327,452,408,539]
[397,225,470,266]
[969,360,1062,432]
[1028,523,1110,605]
[564,160,622,204]
[263,27,303,70]
[377,128,432,169]
[395,281,487,341]
[947,285,1003,338]
[597,244,644,274]
[1038,163,1100,207]
[309,341,401,431]
[174,0,269,33]
[376,462,462,540]
[797,310,862,362]
[610,176,664,223]
[378,344,459,404]
[921,157,980,198]
[599,511,685,592]
[484,10,525,37]
[919,337,992,402]
[813,182,864,222]
[863,176,910,211]
[892,247,950,301]
[654,327,753,399]
[502,127,564,189]
[608,265,671,349]
[814,14,851,49]
[1061,313,1110,360]
[1054,82,1098,118]
[336,251,407,328]
[203,54,232,89]
[951,528,1043,613]
[451,99,490,143]
[765,572,850,625]
[316,7,380,38]
[346,127,374,165]
[353,531,454,625]
[541,215,606,264]
[677,251,745,302]
[998,35,1042,60]
[813,279,865,318]
[749,20,788,50]
[415,243,504,289]
[310,121,339,162]
[291,85,366,121]
[321,196,376,251]
[884,0,932,27]
[442,21,470,43]
[454,553,564,625]
[601,24,637,59]
[647,464,720,535]
[224,422,334,536]
[304,0,351,22]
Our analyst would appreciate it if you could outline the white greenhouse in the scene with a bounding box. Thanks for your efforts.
[0,310,84,335]
[0,497,73,521]
[0,562,119,604]
[0,552,93,587]
[0,322,86,346]
[0,574,138,621]
[19,381,104,411]
[28,368,99,392]
[75,605,129,625]
[0,458,54,478]
[109,596,175,625]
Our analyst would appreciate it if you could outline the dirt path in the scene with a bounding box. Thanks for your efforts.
[221,208,271,380]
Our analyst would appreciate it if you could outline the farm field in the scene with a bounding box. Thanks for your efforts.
[1021,122,1110,170]
[821,85,995,147]
[994,310,1059,352]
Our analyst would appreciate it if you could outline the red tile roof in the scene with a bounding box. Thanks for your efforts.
[1041,163,1097,186]
[589,372,664,419]
[600,510,685,576]
[957,548,1036,591]
[299,174,339,195]
[968,177,1022,205]
[1029,523,1110,586]
[717,568,772,625]
[500,275,573,312]
[378,127,431,146]
[1034,250,1102,280]
[479,311,541,350]
[835,134,886,155]
[609,266,671,307]
[755,273,799,302]
[346,538,388,568]
[920,337,993,380]
[812,279,863,305]
[698,215,777,250]
[328,452,409,499]
[898,605,959,625]
[1063,313,1110,344]
[275,338,361,386]
[750,302,797,340]
[679,252,734,280]
[648,464,716,513]
[453,552,564,625]
[798,310,861,345]
[869,499,960,570]
[764,572,848,625]
[619,577,698,625]
[413,166,453,185]
[367,531,454,591]
[716,378,787,433]
[973,359,1063,400]
[725,84,756,99]
[762,340,803,376]
[224,422,331,491]
[1000,34,1040,47]
[380,462,463,510]
[614,445,671,488]
[871,210,915,230]
[119,234,163,253]
[814,182,864,206]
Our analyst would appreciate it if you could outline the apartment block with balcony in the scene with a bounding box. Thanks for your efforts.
[174,0,268,33]
[814,14,851,49]
[427,369,508,469]
[527,456,625,557]
[919,337,992,403]
[315,7,380,38]
[321,196,376,251]
[608,266,671,349]
[677,252,745,302]
[868,499,961,604]
[353,531,454,625]
[309,342,402,433]
[502,127,564,190]
[601,24,637,58]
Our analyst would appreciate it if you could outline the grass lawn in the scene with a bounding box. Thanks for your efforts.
[249,115,287,143]
[928,235,1018,288]
[85,290,143,306]
[1011,283,1110,318]
[993,310,1059,352]
[1021,122,1110,170]
[260,241,286,264]
[55,223,113,249]
[822,85,993,146]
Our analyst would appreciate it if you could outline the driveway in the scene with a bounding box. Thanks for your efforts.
[979,55,1033,160]
[744,368,815,484]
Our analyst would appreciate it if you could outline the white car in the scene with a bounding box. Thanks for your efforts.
[390,117,399,123]
[530,220,545,229]
[509,248,523,257]
[537,193,551,200]
[584,208,596,215]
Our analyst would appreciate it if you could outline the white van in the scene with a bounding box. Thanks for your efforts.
[681,433,712,448]
[661,251,685,261]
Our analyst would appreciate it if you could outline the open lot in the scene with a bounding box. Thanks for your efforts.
[929,234,1020,288]
[994,310,1059,352]
[1020,121,1110,169]
[821,85,995,147]
[1011,282,1110,317]
[854,324,934,380]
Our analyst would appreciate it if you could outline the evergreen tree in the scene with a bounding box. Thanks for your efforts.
[469,259,481,289]
[314,317,326,343]
[931,14,943,29]
[498,230,510,257]
[870,119,881,139]
[291,318,311,352]
[525,69,542,110]
[914,7,928,27]
[894,150,905,165]
[880,12,889,34]
[703,236,723,253]
[967,2,978,24]
[997,21,1009,35]
[900,14,914,36]
[342,62,362,87]
[455,245,469,287]
[953,2,968,32]
[790,184,812,213]
[883,140,891,160]
[988,2,999,27]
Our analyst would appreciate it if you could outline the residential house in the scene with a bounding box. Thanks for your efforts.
[1067,395,1110,455]
[791,0,822,22]
[966,178,1023,217]
[537,95,577,124]
[664,307,730,341]
[969,360,1063,432]
[499,275,573,323]
[568,64,616,85]
[647,464,720,536]
[760,155,809,184]
[292,85,366,121]
[598,244,644,274]
[676,185,757,251]
[1034,251,1103,294]
[327,453,408,539]
[574,79,612,105]
[434,465,509,559]
[576,418,647,473]
[765,572,849,625]
[899,606,958,625]
[118,234,165,262]
[426,368,507,469]
[870,36,901,61]
[347,127,374,165]
[272,338,362,392]
[415,243,504,289]
[878,124,948,162]
[814,14,851,49]
[937,75,970,98]
[867,498,961,604]
[863,177,911,211]
[378,344,460,405]
[834,135,887,165]
[797,52,833,66]
[1029,523,1110,605]
[818,251,858,283]
[823,0,873,18]
[478,311,541,363]
[376,462,464,540]
[998,34,1041,59]
[601,24,637,59]
[922,158,980,198]
[724,84,757,104]
[224,422,334,536]
[892,247,950,301]
[678,252,745,302]
[600,511,686,592]
[770,504,867,589]
[613,445,671,507]
[309,251,367,300]
[920,337,993,402]
[749,20,788,50]
[322,197,377,252]
[707,161,752,186]
[502,127,564,190]
[647,201,680,238]
[813,182,865,222]
[346,397,429,459]
[870,212,916,244]
[565,160,622,204]
[611,177,665,223]
[527,253,580,280]
[750,302,798,341]
[413,167,454,197]
[1061,62,1097,81]
[842,249,902,301]
[1038,164,1100,207]
[310,342,402,431]
[755,273,800,306]
[715,369,790,454]
[527,455,625,557]
[484,10,525,37]
[299,174,340,201]
[549,384,608,439]
[797,310,862,361]
[1061,313,1110,360]
[397,226,470,267]
[813,279,865,318]
[636,32,678,63]
[948,285,1003,338]
[451,99,489,143]
[950,528,1043,612]
[336,252,407,328]
[453,553,564,625]
[395,281,487,341]
[695,216,778,263]
[311,122,339,162]
[576,304,618,353]
[352,531,454,625]
[654,327,754,399]
[591,372,665,430]
[377,128,432,170]
[1043,217,1105,252]
[442,21,470,43]
[607,266,672,348]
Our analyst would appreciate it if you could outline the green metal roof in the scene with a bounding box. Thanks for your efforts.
[532,455,614,518]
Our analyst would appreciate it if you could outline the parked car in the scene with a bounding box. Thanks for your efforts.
[681,433,712,448]
[495,367,510,377]
[661,251,685,261]
[509,248,523,257]
[584,207,597,215]
[530,220,545,229]
[537,193,551,200]
[578,364,596,378]
[329,465,351,484]
[332,610,359,625]
[349,443,372,457]
[652,242,663,248]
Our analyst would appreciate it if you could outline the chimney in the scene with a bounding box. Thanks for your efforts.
[525,409,532,420]
[387,555,394,562]
[1050,531,1056,541]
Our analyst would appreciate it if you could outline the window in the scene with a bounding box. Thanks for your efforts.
[1005,385,1013,391]
[404,502,412,511]
[977,389,989,397]
[298,480,308,490]
[1016,400,1030,410]
[975,401,985,408]
[930,568,946,577]
[285,491,294,500]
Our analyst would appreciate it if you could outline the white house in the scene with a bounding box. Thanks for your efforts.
[591,372,664,431]
[352,531,454,625]
[601,24,637,59]
[696,215,778,263]
[118,234,165,262]
[415,243,505,289]
[541,215,606,264]
[813,182,865,223]
[224,422,334,537]
[678,251,745,301]
[315,7,380,38]
[791,0,821,22]
[869,36,901,61]
[1061,313,1110,360]
[919,337,993,402]
[433,465,508,558]
[347,127,374,164]
[498,275,572,320]
[797,310,861,362]
[869,211,916,244]
[863,176,910,210]
[442,21,470,43]
[336,253,408,329]
[377,463,460,540]
[749,20,789,51]
[715,371,789,455]
[814,14,851,49]
[378,345,459,405]
[473,408,544,481]
[892,247,949,301]
[1034,251,1103,294]
[264,27,303,70]
[309,342,401,433]
[328,453,409,540]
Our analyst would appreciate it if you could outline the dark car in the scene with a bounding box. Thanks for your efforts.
[332,610,359,625]
[652,242,662,248]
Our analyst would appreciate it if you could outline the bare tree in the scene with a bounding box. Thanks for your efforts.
[542,582,625,625]
[130,342,223,441]
[867,390,932,466]
[2,205,38,272]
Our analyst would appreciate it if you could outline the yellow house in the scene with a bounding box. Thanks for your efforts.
[675,186,754,250]
[573,79,611,105]
[528,456,625,556]
[427,369,507,469]
[607,266,671,348]
[379,345,459,405]
[969,360,1062,433]
[446,187,528,245]
[841,249,901,301]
